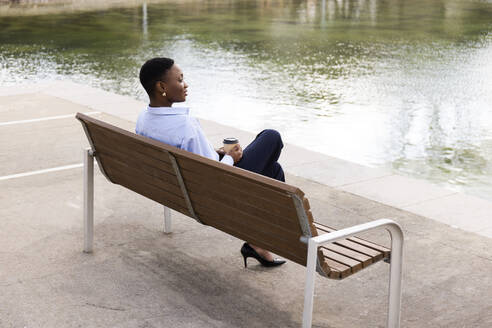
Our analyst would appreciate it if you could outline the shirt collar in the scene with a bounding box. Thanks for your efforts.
[147,106,190,116]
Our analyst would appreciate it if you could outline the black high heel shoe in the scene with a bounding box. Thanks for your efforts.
[241,243,286,268]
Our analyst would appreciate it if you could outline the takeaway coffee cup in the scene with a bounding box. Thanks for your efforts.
[223,137,239,153]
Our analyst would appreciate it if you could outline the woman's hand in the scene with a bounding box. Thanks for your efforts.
[226,144,243,164]
[216,147,226,157]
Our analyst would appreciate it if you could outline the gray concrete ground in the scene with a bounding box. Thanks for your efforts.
[1,87,492,327]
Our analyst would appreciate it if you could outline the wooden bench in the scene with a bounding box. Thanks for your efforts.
[76,113,404,328]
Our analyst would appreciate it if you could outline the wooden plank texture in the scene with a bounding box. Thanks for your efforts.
[102,164,188,214]
[98,154,183,198]
[182,172,298,221]
[323,243,372,267]
[91,138,175,176]
[320,248,363,273]
[87,122,173,166]
[185,182,299,225]
[192,201,308,264]
[95,145,177,186]
[314,223,390,258]
[191,198,301,241]
[324,259,350,279]
[176,154,295,200]
[78,113,301,194]
[200,216,307,266]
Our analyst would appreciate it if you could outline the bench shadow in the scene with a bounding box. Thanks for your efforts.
[117,231,332,328]
[122,249,294,327]
[4,217,336,328]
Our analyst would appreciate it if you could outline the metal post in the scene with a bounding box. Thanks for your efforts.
[302,239,319,328]
[83,148,94,253]
[387,225,404,328]
[167,153,201,224]
[300,219,403,328]
[142,2,148,38]
[163,206,172,233]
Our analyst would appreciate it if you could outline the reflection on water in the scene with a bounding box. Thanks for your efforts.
[1,0,491,199]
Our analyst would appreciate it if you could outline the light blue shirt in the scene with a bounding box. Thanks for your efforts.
[135,106,234,165]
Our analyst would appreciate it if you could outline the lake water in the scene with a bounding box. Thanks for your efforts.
[1,0,491,200]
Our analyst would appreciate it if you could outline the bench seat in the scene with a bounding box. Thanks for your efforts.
[315,222,390,279]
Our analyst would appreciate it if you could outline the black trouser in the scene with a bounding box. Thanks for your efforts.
[235,129,285,182]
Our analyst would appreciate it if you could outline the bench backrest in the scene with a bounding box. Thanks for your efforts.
[77,113,326,270]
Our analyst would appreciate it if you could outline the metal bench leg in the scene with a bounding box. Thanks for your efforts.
[302,239,318,328]
[83,148,94,253]
[301,219,403,328]
[387,224,404,328]
[163,206,172,233]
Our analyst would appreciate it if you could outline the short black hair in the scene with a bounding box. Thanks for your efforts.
[139,57,174,96]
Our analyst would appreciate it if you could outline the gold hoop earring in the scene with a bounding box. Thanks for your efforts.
[162,92,167,97]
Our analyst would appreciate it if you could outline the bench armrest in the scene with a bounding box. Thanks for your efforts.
[302,219,404,328]
[308,218,403,246]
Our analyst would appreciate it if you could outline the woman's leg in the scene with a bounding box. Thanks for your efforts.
[235,129,284,181]
[235,129,285,263]
[262,162,285,182]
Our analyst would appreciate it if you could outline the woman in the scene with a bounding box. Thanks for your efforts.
[136,57,286,268]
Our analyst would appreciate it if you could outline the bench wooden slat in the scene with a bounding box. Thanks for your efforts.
[308,208,389,278]
[315,223,384,257]
[324,259,351,279]
[98,153,184,200]
[95,143,178,186]
[102,162,188,214]
[335,239,382,260]
[320,248,363,273]
[322,243,372,267]
[197,215,307,266]
[91,137,175,177]
[185,181,299,225]
[193,202,307,264]
[183,172,298,221]
[87,122,173,166]
[189,192,300,237]
[192,198,303,246]
[177,157,297,203]
[347,238,390,257]
[314,223,389,258]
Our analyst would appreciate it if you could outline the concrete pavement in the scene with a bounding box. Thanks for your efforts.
[1,83,491,327]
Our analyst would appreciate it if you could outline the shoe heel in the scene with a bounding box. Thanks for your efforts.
[240,242,286,268]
